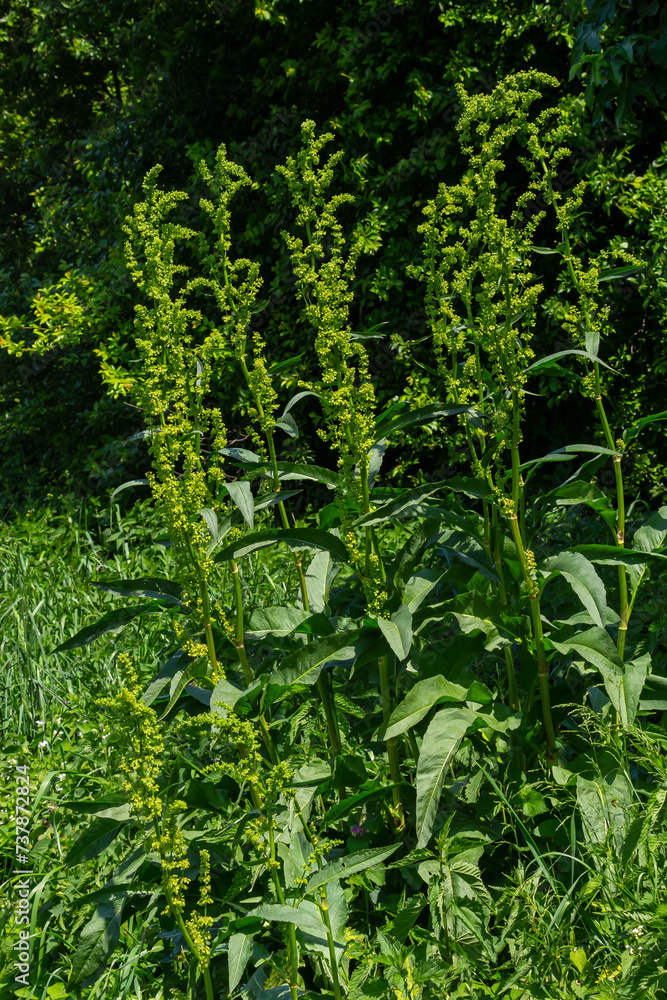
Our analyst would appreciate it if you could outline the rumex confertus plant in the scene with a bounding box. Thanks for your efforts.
[50,72,667,999]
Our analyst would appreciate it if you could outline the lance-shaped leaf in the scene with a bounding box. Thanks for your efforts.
[249,903,326,937]
[91,577,183,604]
[274,413,299,438]
[377,676,469,741]
[304,844,399,894]
[374,403,480,441]
[541,551,608,628]
[403,569,446,612]
[142,649,191,705]
[416,707,472,847]
[551,627,646,725]
[64,817,127,868]
[52,602,168,652]
[246,606,311,639]
[227,933,254,996]
[526,349,617,373]
[298,549,340,613]
[569,544,667,566]
[225,480,254,530]
[377,605,413,660]
[68,898,124,989]
[438,531,499,582]
[520,443,621,473]
[216,527,349,563]
[269,629,360,688]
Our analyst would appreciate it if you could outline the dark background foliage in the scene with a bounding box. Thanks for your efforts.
[1,0,666,514]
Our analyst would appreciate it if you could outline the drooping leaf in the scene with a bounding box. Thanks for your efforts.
[274,413,299,438]
[526,349,617,373]
[541,551,608,628]
[633,506,667,554]
[250,903,325,937]
[216,528,349,564]
[374,403,478,441]
[298,549,340,614]
[109,479,150,501]
[246,606,311,639]
[568,544,667,566]
[377,605,413,660]
[142,649,192,706]
[91,577,183,604]
[416,707,472,847]
[64,818,127,868]
[53,602,168,652]
[378,676,468,741]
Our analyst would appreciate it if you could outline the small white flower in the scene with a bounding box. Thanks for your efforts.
[630,925,644,937]
[38,740,48,749]
[36,720,46,728]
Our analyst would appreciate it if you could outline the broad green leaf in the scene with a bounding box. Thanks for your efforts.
[633,506,667,554]
[541,551,608,628]
[269,630,360,688]
[299,549,340,613]
[403,569,445,611]
[53,602,167,652]
[91,577,183,604]
[69,899,124,989]
[378,676,468,741]
[274,413,299,438]
[576,771,632,849]
[520,443,620,472]
[226,480,254,530]
[354,482,445,526]
[377,605,412,660]
[210,677,246,716]
[282,389,320,415]
[60,799,131,822]
[216,527,349,564]
[64,818,126,868]
[227,933,253,995]
[246,606,311,638]
[569,544,667,566]
[250,903,324,937]
[159,659,200,719]
[388,518,442,590]
[199,507,220,546]
[391,896,427,943]
[142,649,191,706]
[416,707,472,847]
[623,409,667,445]
[551,628,646,725]
[304,844,399,894]
[549,479,616,533]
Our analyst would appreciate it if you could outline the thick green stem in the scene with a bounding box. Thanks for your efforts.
[491,507,520,713]
[593,368,628,660]
[379,653,403,820]
[318,889,344,1000]
[231,561,280,765]
[508,516,556,754]
[267,807,299,1000]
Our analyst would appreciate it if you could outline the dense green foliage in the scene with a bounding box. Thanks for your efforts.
[4,74,667,1000]
[1,0,666,508]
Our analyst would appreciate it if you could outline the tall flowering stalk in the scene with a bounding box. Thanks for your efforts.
[277,123,405,808]
[412,73,578,751]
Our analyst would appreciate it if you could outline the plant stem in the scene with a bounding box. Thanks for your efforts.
[267,805,299,1000]
[508,515,555,754]
[231,560,280,765]
[318,888,344,1000]
[593,363,628,660]
[491,506,520,713]
[379,652,403,821]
